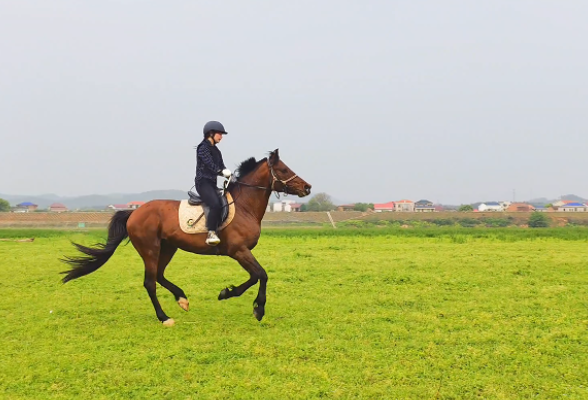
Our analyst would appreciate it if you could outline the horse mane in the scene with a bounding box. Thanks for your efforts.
[235,157,266,179]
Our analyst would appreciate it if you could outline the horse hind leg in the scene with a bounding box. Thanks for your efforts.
[156,240,189,312]
[131,234,174,326]
[143,257,175,326]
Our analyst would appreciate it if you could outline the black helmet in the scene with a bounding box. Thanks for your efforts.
[203,121,228,136]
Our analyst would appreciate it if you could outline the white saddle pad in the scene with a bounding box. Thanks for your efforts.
[178,193,236,234]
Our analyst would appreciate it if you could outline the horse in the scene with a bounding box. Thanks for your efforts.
[60,149,312,326]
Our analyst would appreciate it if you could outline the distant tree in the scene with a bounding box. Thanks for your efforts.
[458,204,474,212]
[300,203,308,212]
[544,203,553,208]
[528,212,549,228]
[353,203,373,212]
[306,193,335,211]
[0,198,10,212]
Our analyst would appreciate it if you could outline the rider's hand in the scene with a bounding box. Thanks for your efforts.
[221,169,232,178]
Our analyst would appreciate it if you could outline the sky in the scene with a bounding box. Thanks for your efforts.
[1,1,587,205]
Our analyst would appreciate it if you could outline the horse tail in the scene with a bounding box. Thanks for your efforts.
[60,210,134,283]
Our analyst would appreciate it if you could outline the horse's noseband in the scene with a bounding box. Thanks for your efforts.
[270,166,298,193]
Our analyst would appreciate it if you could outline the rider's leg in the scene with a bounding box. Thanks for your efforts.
[196,180,222,245]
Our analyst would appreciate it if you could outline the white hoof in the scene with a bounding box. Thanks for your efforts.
[162,318,175,327]
[178,297,189,312]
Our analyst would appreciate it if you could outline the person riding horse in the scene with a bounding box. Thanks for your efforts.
[195,121,232,246]
[62,147,312,325]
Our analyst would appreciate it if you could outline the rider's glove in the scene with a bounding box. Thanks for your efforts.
[221,169,232,178]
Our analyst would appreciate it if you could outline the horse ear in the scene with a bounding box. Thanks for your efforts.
[268,149,280,166]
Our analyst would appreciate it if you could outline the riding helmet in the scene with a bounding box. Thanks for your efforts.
[203,121,228,136]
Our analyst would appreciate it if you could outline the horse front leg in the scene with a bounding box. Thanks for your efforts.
[220,248,268,321]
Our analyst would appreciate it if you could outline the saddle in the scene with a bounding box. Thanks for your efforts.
[179,190,235,234]
[187,189,229,219]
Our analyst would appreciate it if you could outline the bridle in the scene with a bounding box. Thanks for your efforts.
[269,166,298,192]
[233,161,298,198]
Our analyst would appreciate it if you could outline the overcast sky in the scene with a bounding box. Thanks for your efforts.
[1,1,587,204]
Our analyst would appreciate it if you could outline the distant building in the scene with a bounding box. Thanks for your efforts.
[373,202,395,212]
[289,203,303,212]
[49,203,68,212]
[395,200,414,212]
[557,203,588,212]
[553,200,577,208]
[127,201,145,209]
[108,204,130,211]
[506,203,535,212]
[414,200,435,212]
[15,202,38,212]
[273,199,296,212]
[336,204,356,211]
[478,202,504,212]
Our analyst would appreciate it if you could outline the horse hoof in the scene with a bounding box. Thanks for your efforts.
[218,288,229,300]
[162,318,175,327]
[178,297,189,311]
[253,307,264,321]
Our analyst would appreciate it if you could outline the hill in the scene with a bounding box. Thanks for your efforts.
[0,190,188,210]
[528,194,587,206]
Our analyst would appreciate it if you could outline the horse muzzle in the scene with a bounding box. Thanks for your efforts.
[300,184,311,197]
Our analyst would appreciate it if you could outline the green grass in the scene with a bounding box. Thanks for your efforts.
[1,228,588,399]
[262,226,588,241]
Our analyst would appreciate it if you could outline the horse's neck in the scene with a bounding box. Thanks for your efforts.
[233,168,271,222]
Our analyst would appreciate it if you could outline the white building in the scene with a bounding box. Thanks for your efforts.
[478,202,504,212]
[395,200,414,212]
[557,203,588,212]
[272,199,296,212]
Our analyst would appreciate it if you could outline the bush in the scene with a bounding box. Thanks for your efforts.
[430,218,455,226]
[457,218,482,228]
[408,220,434,228]
[481,217,511,228]
[528,212,549,228]
[339,220,367,228]
[566,218,588,227]
[353,203,374,212]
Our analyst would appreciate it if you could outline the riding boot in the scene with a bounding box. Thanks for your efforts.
[206,230,221,246]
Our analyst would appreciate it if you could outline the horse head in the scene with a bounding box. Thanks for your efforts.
[268,149,312,197]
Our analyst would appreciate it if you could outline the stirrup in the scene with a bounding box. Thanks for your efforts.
[205,231,220,246]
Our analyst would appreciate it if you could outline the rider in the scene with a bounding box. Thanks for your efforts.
[195,121,232,246]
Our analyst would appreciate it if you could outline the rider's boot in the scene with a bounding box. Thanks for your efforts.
[206,230,221,246]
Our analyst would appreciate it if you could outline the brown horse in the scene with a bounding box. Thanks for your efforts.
[61,149,311,326]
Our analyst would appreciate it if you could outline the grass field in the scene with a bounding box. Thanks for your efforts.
[1,228,588,399]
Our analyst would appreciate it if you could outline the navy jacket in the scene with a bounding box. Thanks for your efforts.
[195,139,226,185]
